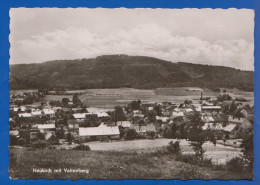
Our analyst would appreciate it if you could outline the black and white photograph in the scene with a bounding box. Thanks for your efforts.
[9,8,254,180]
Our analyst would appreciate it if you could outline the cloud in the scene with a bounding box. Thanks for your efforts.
[10,23,254,70]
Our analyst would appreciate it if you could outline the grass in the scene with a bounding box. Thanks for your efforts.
[9,147,252,180]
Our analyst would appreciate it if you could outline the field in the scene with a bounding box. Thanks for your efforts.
[9,146,250,180]
[38,87,254,109]
[11,87,253,108]
[40,88,216,109]
[56,138,241,165]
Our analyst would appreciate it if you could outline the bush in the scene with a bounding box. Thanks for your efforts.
[146,131,156,139]
[226,157,244,172]
[166,141,181,155]
[73,144,91,151]
[124,129,137,140]
[31,140,47,149]
[176,166,208,179]
[175,154,212,167]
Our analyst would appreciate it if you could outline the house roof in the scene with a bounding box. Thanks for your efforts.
[18,113,32,118]
[9,130,19,136]
[31,111,42,116]
[172,111,184,117]
[184,108,193,112]
[202,106,221,110]
[117,121,131,128]
[223,124,237,132]
[156,116,169,122]
[96,112,109,118]
[37,124,55,129]
[202,116,215,122]
[202,123,223,131]
[130,124,156,133]
[44,132,55,140]
[73,113,92,119]
[43,109,55,115]
[79,123,120,136]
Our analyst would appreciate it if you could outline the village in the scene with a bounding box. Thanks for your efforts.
[9,88,254,149]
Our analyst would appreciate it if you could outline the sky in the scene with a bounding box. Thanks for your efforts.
[10,8,254,70]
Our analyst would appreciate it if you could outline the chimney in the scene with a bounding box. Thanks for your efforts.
[201,91,203,100]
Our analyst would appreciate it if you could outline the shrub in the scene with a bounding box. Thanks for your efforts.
[166,141,181,155]
[31,140,47,149]
[124,129,137,140]
[176,166,208,180]
[73,144,91,151]
[226,157,244,172]
[175,154,212,167]
[18,138,29,146]
[146,131,156,139]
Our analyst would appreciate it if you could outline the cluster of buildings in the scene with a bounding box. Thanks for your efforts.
[9,90,253,146]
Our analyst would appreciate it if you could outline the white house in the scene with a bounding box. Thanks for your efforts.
[18,113,32,118]
[43,109,55,117]
[79,123,120,142]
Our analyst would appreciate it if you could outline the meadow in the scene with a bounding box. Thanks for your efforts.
[42,87,220,109]
[9,146,249,180]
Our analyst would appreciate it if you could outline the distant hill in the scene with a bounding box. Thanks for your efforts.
[9,55,254,91]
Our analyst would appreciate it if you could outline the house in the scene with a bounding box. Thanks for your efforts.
[117,121,131,128]
[162,110,171,116]
[172,111,184,118]
[222,123,245,139]
[18,113,32,118]
[31,111,42,117]
[53,107,62,111]
[79,123,120,142]
[184,108,193,113]
[13,107,19,112]
[130,123,156,135]
[202,115,215,122]
[44,132,59,144]
[201,106,221,114]
[20,106,26,112]
[133,114,144,118]
[43,109,55,117]
[73,113,92,120]
[133,110,142,115]
[67,119,80,129]
[37,124,56,134]
[202,123,223,131]
[228,116,252,129]
[9,130,19,137]
[96,112,109,118]
[156,116,169,123]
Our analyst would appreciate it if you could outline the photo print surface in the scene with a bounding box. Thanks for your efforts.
[9,8,254,180]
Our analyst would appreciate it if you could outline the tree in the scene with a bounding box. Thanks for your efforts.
[241,129,254,172]
[234,108,244,119]
[222,103,230,114]
[185,112,207,162]
[114,106,127,122]
[229,101,237,115]
[153,105,162,116]
[124,129,137,140]
[73,94,81,105]
[184,99,192,105]
[147,110,156,123]
[130,100,141,110]
[67,132,73,144]
[62,98,70,106]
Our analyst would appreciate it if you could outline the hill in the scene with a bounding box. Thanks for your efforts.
[9,55,254,91]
